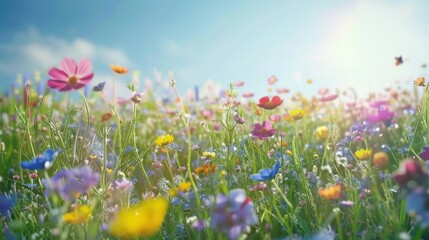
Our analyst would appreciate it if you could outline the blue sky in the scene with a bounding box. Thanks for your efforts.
[1,0,428,100]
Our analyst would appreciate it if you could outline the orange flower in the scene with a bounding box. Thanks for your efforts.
[101,112,113,122]
[195,163,217,174]
[110,64,129,74]
[372,151,389,169]
[318,184,342,200]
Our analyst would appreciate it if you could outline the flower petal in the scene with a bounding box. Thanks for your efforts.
[48,67,68,80]
[77,59,92,77]
[47,80,67,89]
[60,58,78,76]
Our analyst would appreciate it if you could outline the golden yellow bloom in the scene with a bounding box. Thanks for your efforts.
[318,184,342,200]
[220,170,227,176]
[63,205,92,225]
[109,198,168,238]
[202,151,216,159]
[178,181,192,192]
[372,151,389,169]
[110,64,129,74]
[286,150,293,155]
[306,79,313,84]
[155,134,174,146]
[316,126,329,140]
[289,109,306,121]
[168,189,177,197]
[355,149,372,161]
[414,77,426,87]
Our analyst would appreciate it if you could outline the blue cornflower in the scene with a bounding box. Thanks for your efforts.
[0,194,16,216]
[20,149,58,170]
[250,161,280,181]
[93,82,106,92]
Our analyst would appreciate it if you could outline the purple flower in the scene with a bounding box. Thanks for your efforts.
[93,82,106,92]
[251,121,277,140]
[44,166,99,200]
[250,162,280,181]
[20,149,58,170]
[114,179,133,191]
[210,189,258,240]
[419,146,429,161]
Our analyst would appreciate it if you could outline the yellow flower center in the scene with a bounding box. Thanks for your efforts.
[68,76,79,85]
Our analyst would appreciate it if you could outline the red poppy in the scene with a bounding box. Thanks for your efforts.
[257,96,283,110]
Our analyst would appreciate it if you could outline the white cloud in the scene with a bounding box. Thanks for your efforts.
[0,27,132,76]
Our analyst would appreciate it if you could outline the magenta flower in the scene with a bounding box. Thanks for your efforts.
[251,121,277,140]
[47,58,94,91]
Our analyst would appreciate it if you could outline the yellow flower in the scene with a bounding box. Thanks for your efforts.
[178,182,192,192]
[63,205,92,225]
[109,198,168,238]
[289,109,306,121]
[355,149,372,161]
[110,64,129,74]
[202,151,216,159]
[306,79,313,84]
[155,134,174,146]
[316,126,329,140]
[414,77,426,87]
[220,170,227,176]
[168,189,177,197]
[286,150,293,155]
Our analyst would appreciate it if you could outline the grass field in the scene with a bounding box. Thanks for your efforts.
[0,58,428,239]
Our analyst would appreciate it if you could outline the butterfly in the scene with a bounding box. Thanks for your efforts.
[395,56,403,66]
[318,184,342,200]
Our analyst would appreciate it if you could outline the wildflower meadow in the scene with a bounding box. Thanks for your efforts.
[1,56,429,240]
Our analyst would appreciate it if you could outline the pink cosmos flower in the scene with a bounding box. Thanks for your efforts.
[47,58,94,91]
[251,121,277,140]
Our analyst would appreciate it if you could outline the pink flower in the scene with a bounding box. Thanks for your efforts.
[242,92,254,98]
[320,94,338,102]
[234,81,244,87]
[267,75,278,85]
[251,121,277,140]
[276,88,289,94]
[47,58,94,91]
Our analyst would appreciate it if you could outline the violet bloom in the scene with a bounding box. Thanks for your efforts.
[47,58,94,91]
[44,166,99,200]
[210,189,258,240]
[251,121,277,140]
[419,146,429,161]
[366,102,394,124]
[114,179,133,191]
[130,92,143,103]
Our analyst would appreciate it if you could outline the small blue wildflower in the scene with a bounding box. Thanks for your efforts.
[93,82,106,92]
[68,123,79,129]
[124,145,134,154]
[20,149,58,170]
[250,161,280,181]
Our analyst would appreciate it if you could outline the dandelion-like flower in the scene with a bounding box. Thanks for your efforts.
[355,149,372,161]
[47,58,94,91]
[155,134,174,146]
[108,198,167,237]
[414,77,426,87]
[63,205,92,225]
[202,151,216,159]
[288,109,306,121]
[195,163,217,174]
